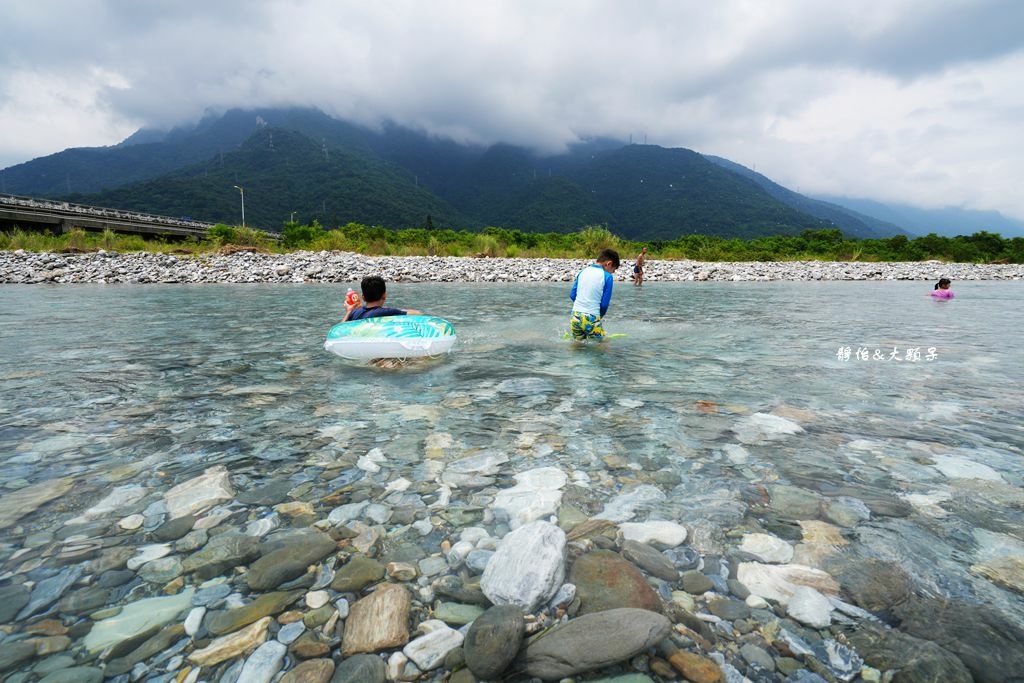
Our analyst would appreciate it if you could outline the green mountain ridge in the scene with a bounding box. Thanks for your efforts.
[2,106,905,239]
[703,155,913,239]
[71,128,466,229]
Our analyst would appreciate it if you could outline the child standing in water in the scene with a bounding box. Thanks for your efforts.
[569,249,620,340]
[929,278,955,299]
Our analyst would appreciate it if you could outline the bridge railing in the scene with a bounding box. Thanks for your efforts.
[0,193,215,231]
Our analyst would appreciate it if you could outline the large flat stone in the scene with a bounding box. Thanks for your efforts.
[341,583,411,656]
[83,588,195,653]
[736,562,839,606]
[164,465,234,519]
[0,477,74,529]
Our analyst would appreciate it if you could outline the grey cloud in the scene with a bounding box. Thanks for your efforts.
[1,1,1023,219]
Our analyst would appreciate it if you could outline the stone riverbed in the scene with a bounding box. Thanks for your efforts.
[2,249,1023,284]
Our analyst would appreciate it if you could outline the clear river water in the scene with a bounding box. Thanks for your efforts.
[1,280,1023,677]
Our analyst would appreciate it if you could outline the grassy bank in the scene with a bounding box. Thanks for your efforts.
[2,224,1023,263]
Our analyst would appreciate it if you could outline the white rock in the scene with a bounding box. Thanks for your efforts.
[237,640,287,683]
[595,485,666,522]
[745,594,769,609]
[447,540,474,565]
[244,515,280,537]
[412,519,434,536]
[736,562,839,606]
[385,477,412,493]
[118,514,146,531]
[357,447,387,473]
[931,454,1004,482]
[481,520,566,612]
[403,623,464,670]
[388,651,412,681]
[164,466,234,519]
[126,543,172,571]
[69,484,147,524]
[786,586,833,628]
[899,490,953,517]
[618,520,688,547]
[739,533,794,564]
[194,506,233,530]
[184,607,206,637]
[459,527,490,545]
[328,501,369,526]
[733,413,804,444]
[492,467,567,528]
[305,590,330,609]
[722,444,750,464]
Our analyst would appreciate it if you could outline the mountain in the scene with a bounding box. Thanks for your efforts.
[3,106,848,238]
[813,195,1024,238]
[71,127,465,229]
[565,145,828,239]
[1,108,374,197]
[704,156,909,239]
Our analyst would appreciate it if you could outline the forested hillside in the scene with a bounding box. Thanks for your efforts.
[72,128,465,229]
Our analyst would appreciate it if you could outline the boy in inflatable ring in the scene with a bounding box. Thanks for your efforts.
[343,275,422,322]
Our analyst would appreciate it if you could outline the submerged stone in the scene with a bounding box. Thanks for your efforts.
[164,465,234,519]
[83,588,195,653]
[18,566,84,620]
[342,583,411,655]
[464,605,525,680]
[570,550,662,615]
[246,529,337,590]
[188,615,271,667]
[205,590,303,635]
[521,608,670,679]
[481,520,566,613]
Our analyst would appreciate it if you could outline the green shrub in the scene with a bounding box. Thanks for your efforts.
[207,224,236,244]
[282,220,327,248]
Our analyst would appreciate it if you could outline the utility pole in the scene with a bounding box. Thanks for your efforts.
[233,185,245,227]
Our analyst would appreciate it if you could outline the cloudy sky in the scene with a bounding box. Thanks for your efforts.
[2,0,1023,220]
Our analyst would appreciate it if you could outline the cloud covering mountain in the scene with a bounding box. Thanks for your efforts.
[2,1,1023,221]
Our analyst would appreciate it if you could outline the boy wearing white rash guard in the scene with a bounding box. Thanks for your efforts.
[569,248,620,340]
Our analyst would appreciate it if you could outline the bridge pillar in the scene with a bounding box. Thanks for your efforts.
[61,218,77,234]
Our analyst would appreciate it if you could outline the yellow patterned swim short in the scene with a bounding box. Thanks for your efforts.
[570,311,605,340]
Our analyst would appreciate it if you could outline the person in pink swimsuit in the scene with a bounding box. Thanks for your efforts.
[930,278,954,299]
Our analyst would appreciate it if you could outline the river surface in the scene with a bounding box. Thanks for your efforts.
[2,281,1023,673]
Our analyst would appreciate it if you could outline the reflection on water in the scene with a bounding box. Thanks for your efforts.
[2,281,1023,660]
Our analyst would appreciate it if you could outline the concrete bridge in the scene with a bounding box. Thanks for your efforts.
[0,193,214,239]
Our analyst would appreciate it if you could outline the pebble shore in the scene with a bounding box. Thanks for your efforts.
[2,248,1024,283]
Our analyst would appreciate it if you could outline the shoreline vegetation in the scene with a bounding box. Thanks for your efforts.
[1,223,1023,264]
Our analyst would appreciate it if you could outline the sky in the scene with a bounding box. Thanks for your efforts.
[2,0,1024,221]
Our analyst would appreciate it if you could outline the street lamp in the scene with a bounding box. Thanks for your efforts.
[233,185,245,227]
[290,211,296,224]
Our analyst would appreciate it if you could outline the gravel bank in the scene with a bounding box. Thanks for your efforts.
[2,249,1023,284]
